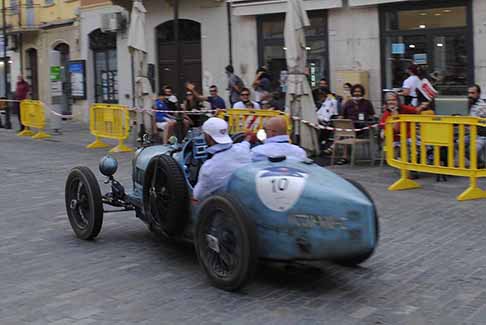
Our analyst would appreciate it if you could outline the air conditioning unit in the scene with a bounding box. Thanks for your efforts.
[101,12,123,33]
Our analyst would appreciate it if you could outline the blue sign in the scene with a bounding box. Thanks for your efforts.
[413,53,428,65]
[68,62,83,73]
[68,60,86,99]
[392,43,405,55]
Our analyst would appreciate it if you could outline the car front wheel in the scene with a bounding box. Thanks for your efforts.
[195,194,257,291]
[65,166,103,240]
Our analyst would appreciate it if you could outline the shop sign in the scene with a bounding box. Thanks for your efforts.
[50,66,62,97]
[68,60,86,99]
[413,53,428,65]
[392,43,405,54]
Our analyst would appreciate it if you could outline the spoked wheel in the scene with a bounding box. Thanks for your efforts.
[65,167,103,240]
[195,194,257,291]
[144,155,189,237]
[333,178,379,267]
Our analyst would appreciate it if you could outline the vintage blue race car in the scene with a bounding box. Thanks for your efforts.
[65,128,379,291]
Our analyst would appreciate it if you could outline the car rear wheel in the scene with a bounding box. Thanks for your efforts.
[144,155,189,237]
[65,166,103,240]
[333,178,379,267]
[195,194,257,291]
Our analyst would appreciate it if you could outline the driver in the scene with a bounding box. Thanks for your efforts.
[193,117,252,200]
[251,117,307,161]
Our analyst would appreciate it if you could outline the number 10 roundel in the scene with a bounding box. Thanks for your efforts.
[255,166,308,212]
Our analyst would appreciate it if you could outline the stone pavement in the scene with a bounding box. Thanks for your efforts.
[1,120,486,325]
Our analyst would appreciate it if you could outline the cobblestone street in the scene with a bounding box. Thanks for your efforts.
[1,123,486,325]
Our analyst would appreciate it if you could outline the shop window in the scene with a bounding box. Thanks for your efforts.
[381,2,472,96]
[258,12,328,95]
[384,6,467,31]
[89,29,118,103]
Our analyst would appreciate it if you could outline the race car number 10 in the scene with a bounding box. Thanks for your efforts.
[256,167,308,212]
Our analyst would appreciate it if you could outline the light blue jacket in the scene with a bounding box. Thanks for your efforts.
[193,142,251,200]
[251,135,307,162]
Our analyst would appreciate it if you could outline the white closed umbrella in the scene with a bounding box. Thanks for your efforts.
[284,0,319,154]
[128,0,153,140]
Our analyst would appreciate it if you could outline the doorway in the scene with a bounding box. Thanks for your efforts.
[25,48,38,99]
[156,19,201,97]
[53,42,71,114]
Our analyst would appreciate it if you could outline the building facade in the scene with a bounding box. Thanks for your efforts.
[2,0,81,115]
[104,0,482,113]
[4,0,482,121]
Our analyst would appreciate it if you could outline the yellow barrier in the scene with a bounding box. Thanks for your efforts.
[86,104,133,153]
[17,100,50,139]
[216,109,291,134]
[385,115,486,201]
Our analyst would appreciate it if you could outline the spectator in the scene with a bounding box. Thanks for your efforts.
[342,84,375,130]
[399,64,421,106]
[162,85,178,111]
[252,67,272,103]
[313,78,330,106]
[468,84,486,162]
[233,88,261,109]
[183,90,205,127]
[15,75,30,131]
[225,65,245,106]
[187,83,226,110]
[153,92,174,143]
[316,89,339,124]
[260,92,283,111]
[379,92,422,141]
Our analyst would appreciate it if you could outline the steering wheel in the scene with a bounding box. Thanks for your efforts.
[231,132,263,148]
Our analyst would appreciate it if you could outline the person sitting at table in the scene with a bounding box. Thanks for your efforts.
[379,92,422,142]
[342,84,375,137]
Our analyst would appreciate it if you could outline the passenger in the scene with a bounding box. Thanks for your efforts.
[251,116,307,162]
[193,117,252,200]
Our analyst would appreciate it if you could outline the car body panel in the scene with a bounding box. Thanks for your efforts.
[224,159,376,261]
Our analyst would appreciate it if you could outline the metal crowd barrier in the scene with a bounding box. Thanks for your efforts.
[217,109,291,134]
[385,114,486,201]
[86,104,133,153]
[17,100,51,139]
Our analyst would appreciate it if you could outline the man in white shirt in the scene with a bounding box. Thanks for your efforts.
[193,117,251,200]
[400,64,421,106]
[233,88,261,109]
[317,92,338,123]
[251,117,307,162]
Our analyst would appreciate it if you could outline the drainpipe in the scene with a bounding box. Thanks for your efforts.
[226,2,232,66]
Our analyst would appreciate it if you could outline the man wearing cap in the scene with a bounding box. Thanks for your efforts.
[193,117,252,200]
[251,117,307,162]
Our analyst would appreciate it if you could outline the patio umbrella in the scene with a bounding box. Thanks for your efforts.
[284,0,319,154]
[127,0,153,140]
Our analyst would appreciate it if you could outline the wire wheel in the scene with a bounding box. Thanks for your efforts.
[65,167,103,240]
[195,194,257,291]
[144,155,189,237]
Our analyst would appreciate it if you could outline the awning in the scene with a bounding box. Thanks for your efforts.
[229,0,342,16]
[349,0,408,7]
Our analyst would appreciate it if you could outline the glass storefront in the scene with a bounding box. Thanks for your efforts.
[380,2,472,96]
[257,12,328,94]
